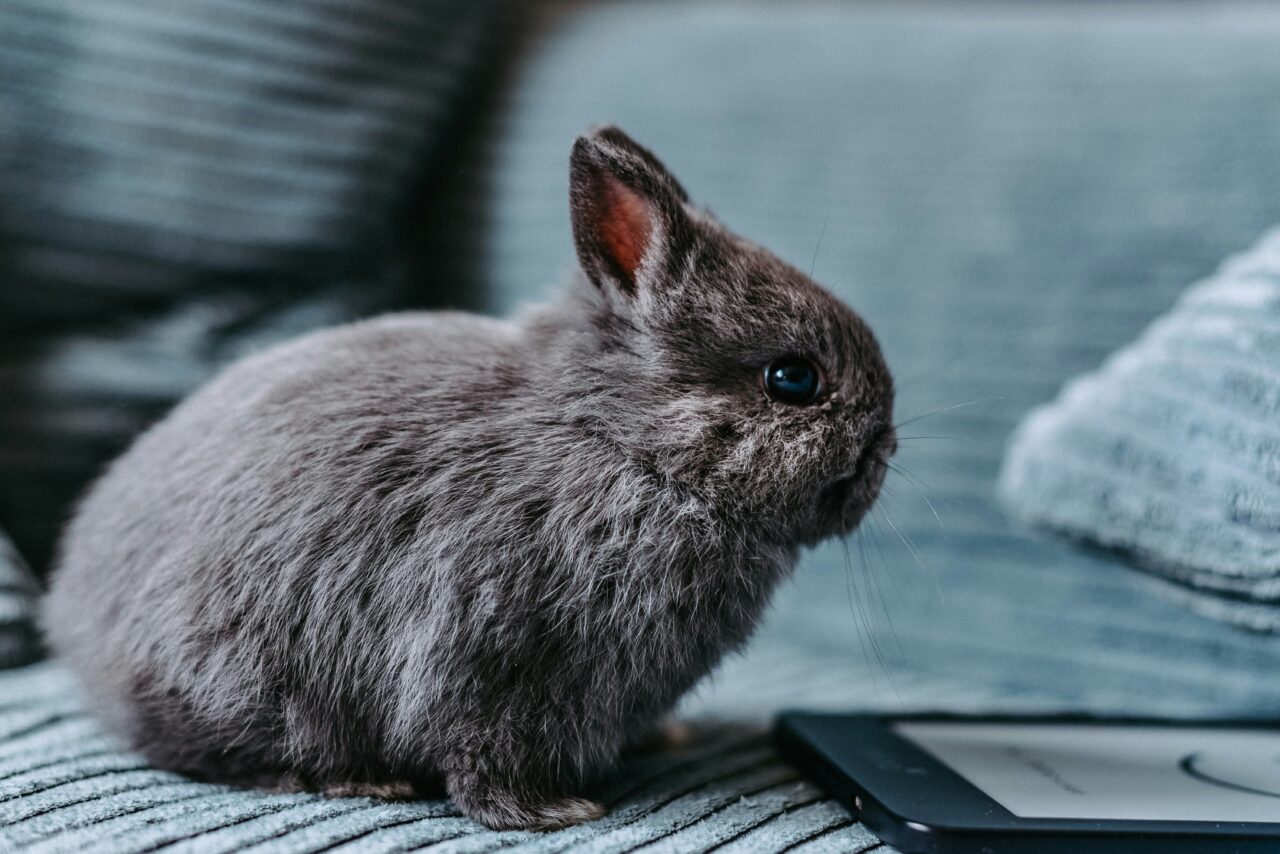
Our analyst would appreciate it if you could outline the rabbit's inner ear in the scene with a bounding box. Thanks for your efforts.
[572,161,660,298]
[591,173,653,294]
[570,126,694,300]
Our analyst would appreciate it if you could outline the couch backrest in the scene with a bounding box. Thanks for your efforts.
[0,0,507,575]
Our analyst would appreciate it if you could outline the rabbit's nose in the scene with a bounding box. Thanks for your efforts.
[851,425,895,478]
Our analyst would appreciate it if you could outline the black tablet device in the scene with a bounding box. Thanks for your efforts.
[775,712,1280,853]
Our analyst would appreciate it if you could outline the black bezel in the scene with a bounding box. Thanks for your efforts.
[774,711,1280,854]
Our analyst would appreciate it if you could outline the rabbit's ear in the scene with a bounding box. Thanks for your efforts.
[569,126,693,298]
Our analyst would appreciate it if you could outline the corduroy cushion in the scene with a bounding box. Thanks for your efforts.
[0,660,901,852]
[0,0,505,575]
[999,228,1280,632]
[0,531,40,670]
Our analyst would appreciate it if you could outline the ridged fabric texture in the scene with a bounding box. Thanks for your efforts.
[0,533,40,670]
[0,0,502,574]
[5,656,1060,852]
[999,228,1280,632]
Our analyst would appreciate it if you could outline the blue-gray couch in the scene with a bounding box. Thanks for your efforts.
[4,2,1280,851]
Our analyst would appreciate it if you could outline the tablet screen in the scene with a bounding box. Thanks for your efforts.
[893,721,1280,822]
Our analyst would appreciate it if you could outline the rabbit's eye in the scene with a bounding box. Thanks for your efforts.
[763,356,823,405]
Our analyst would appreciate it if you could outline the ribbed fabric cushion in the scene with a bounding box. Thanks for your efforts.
[0,531,40,670]
[999,227,1280,632]
[0,661,910,853]
[0,0,497,300]
[0,0,504,574]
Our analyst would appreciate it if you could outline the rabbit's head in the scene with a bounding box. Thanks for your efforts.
[544,126,894,547]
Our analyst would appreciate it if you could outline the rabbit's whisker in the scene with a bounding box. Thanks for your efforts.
[886,461,946,534]
[893,396,998,430]
[809,215,828,279]
[842,537,883,688]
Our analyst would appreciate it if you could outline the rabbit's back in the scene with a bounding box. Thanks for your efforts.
[43,312,526,777]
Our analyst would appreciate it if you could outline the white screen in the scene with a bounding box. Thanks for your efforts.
[893,721,1280,822]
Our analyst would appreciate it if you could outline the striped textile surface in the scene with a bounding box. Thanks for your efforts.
[0,0,505,575]
[0,532,39,671]
[0,0,500,288]
[999,227,1280,632]
[0,660,906,853]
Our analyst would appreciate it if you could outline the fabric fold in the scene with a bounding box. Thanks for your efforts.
[999,227,1280,631]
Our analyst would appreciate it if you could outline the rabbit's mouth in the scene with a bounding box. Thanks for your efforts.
[818,473,859,518]
[815,428,895,537]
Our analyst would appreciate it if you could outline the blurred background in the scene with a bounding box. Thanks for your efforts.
[5,0,1280,717]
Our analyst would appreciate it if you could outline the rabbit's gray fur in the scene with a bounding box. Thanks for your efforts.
[43,127,895,830]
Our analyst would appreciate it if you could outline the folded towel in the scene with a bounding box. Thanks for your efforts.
[998,228,1280,632]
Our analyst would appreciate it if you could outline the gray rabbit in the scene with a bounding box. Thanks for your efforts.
[43,127,895,830]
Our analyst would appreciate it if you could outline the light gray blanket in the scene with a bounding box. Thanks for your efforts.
[999,228,1280,631]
